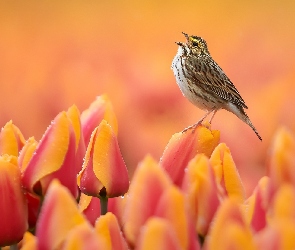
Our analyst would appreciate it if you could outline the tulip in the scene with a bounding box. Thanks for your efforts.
[136,218,182,250]
[205,198,255,249]
[18,137,41,228]
[22,107,81,198]
[255,184,295,249]
[160,124,220,186]
[182,154,220,236]
[0,120,25,156]
[268,127,295,190]
[210,143,245,203]
[62,224,107,250]
[0,155,27,247]
[21,232,37,250]
[246,176,269,232]
[124,156,171,246]
[95,212,128,250]
[153,185,199,249]
[81,95,118,146]
[78,120,129,214]
[78,194,101,226]
[36,180,89,250]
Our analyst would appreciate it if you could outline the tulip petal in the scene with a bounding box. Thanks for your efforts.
[67,105,86,174]
[124,155,171,246]
[0,155,28,247]
[210,143,245,203]
[78,193,101,226]
[22,112,77,197]
[246,176,269,232]
[205,198,255,249]
[21,232,37,250]
[95,212,128,250]
[136,218,182,250]
[81,95,118,146]
[78,120,129,198]
[18,137,38,172]
[182,154,220,236]
[160,124,220,186]
[36,180,88,250]
[154,186,192,249]
[272,184,295,222]
[268,127,295,189]
[62,223,107,250]
[0,121,25,156]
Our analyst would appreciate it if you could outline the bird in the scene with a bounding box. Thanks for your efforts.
[171,32,262,140]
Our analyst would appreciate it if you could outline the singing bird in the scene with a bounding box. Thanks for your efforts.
[171,32,262,140]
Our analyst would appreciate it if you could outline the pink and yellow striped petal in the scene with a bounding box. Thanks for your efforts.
[124,156,171,246]
[0,155,28,247]
[136,218,183,250]
[205,198,255,250]
[0,121,25,156]
[210,143,245,203]
[78,120,129,198]
[36,180,89,250]
[22,111,77,197]
[81,95,118,146]
[183,154,220,236]
[95,212,128,250]
[160,124,220,186]
[268,127,295,190]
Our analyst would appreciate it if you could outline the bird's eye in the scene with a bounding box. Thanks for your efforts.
[191,39,199,47]
[192,40,199,47]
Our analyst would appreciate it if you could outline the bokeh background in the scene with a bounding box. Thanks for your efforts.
[1,1,295,195]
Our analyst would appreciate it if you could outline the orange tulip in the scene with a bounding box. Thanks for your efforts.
[210,143,245,203]
[81,95,118,146]
[22,106,82,198]
[124,156,171,246]
[0,121,25,156]
[95,212,128,250]
[160,124,220,186]
[36,180,89,250]
[246,176,269,232]
[182,154,220,236]
[62,224,107,250]
[0,155,27,247]
[78,194,101,226]
[268,127,295,190]
[136,218,183,250]
[78,120,129,198]
[205,198,256,250]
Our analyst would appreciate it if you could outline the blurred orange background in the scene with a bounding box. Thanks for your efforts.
[1,1,295,195]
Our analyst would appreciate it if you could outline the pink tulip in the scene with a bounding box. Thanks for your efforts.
[0,155,28,246]
[160,124,220,186]
[78,120,129,198]
[22,106,83,198]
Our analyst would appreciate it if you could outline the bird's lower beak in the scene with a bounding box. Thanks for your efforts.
[175,41,184,46]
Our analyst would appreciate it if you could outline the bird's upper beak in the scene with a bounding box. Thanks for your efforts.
[182,32,189,41]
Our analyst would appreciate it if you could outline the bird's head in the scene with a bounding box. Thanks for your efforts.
[176,32,210,56]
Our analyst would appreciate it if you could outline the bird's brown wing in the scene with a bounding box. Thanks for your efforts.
[186,57,248,109]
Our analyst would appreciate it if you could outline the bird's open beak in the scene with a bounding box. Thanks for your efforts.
[175,41,184,46]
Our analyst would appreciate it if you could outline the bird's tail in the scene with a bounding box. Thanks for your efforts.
[237,108,262,141]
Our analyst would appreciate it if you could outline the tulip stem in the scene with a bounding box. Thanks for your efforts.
[100,196,108,215]
[10,244,18,250]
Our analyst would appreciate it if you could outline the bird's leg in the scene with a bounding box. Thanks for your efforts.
[209,109,218,124]
[182,110,213,133]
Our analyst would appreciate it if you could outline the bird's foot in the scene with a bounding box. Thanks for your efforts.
[182,121,202,133]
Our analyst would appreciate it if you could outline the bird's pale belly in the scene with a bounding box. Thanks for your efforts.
[171,48,217,111]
